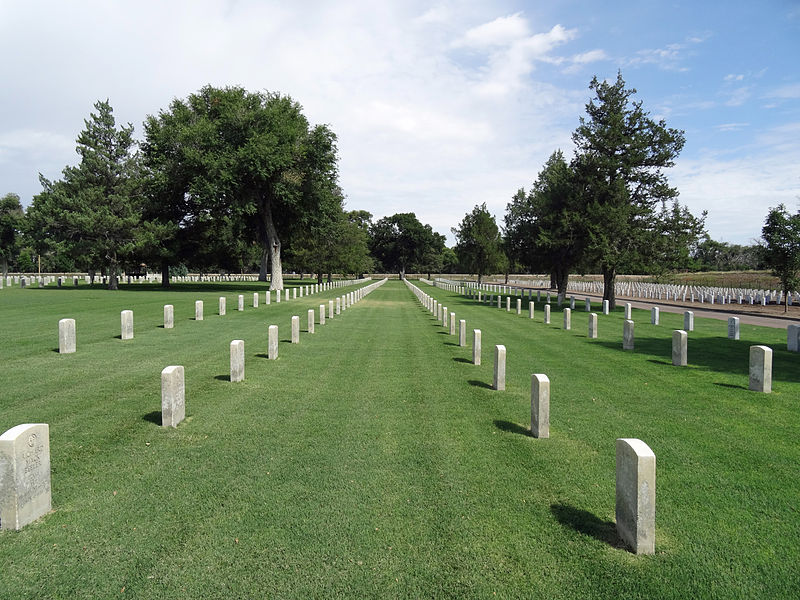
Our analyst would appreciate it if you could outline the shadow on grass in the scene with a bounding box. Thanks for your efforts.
[714,382,748,390]
[214,375,230,382]
[468,379,493,389]
[444,341,459,347]
[453,357,471,364]
[143,411,162,426]
[494,419,530,436]
[647,359,671,366]
[550,503,625,549]
[255,353,269,359]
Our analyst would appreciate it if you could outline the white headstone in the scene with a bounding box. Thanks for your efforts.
[473,329,481,365]
[787,324,800,352]
[651,307,659,325]
[603,300,609,315]
[308,309,315,334]
[493,345,506,391]
[459,319,466,347]
[58,318,76,353]
[616,438,656,555]
[531,374,550,439]
[0,423,51,530]
[230,340,244,382]
[163,305,174,329]
[672,330,687,366]
[121,310,134,340]
[749,345,772,393]
[195,300,204,321]
[529,302,534,319]
[623,320,634,350]
[320,304,326,325]
[624,303,632,320]
[588,313,598,339]
[291,316,300,343]
[728,317,740,340]
[544,304,551,324]
[161,366,185,427]
[563,308,571,330]
[268,325,278,359]
[219,297,227,316]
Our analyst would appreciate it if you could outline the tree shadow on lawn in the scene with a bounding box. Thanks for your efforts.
[468,379,493,389]
[142,411,162,426]
[493,419,531,437]
[550,503,625,549]
[596,335,800,383]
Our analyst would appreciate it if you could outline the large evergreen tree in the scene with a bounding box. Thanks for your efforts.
[572,73,685,309]
[26,100,141,289]
[505,150,582,296]
[452,203,504,284]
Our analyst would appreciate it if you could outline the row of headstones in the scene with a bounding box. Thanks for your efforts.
[5,280,389,531]
[57,282,370,352]
[438,276,793,308]
[405,279,656,554]
[7,275,370,290]
[161,279,387,425]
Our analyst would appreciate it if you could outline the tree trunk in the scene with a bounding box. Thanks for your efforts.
[327,272,332,283]
[161,259,170,288]
[1,256,7,281]
[260,197,283,290]
[477,271,482,285]
[603,266,617,310]
[107,257,119,290]
[259,247,269,282]
[504,271,509,284]
[317,272,323,284]
[555,267,569,298]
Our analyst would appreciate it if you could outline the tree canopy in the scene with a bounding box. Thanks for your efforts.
[26,100,142,289]
[571,73,685,308]
[369,213,444,277]
[761,204,800,312]
[142,86,340,289]
[452,203,504,284]
[0,193,24,279]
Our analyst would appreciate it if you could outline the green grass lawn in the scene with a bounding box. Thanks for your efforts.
[0,279,798,599]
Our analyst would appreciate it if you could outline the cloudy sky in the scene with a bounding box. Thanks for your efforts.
[1,0,798,245]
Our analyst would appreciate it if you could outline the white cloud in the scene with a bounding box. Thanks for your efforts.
[714,123,749,132]
[764,83,800,99]
[453,13,530,48]
[724,86,752,106]
[724,74,745,82]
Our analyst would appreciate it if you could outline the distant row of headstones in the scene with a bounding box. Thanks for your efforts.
[57,279,370,352]
[1,279,387,531]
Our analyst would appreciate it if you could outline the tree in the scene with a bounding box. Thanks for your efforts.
[452,203,504,284]
[0,193,24,279]
[648,200,706,280]
[25,100,142,289]
[142,86,340,290]
[369,213,438,278]
[505,150,583,296]
[572,73,685,309]
[761,204,800,312]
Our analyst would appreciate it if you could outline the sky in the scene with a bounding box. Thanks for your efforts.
[1,0,798,246]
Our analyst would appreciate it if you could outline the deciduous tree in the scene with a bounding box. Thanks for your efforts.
[0,193,24,279]
[761,204,800,312]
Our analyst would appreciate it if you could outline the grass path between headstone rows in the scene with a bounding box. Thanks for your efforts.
[0,280,798,599]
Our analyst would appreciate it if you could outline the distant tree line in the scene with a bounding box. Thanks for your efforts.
[0,76,782,303]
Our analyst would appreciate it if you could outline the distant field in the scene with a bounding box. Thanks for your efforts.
[0,280,798,598]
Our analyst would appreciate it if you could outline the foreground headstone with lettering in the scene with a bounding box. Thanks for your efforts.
[616,438,656,555]
[493,345,506,391]
[749,345,772,393]
[58,318,76,353]
[531,374,550,438]
[161,366,185,428]
[230,340,244,382]
[164,305,174,329]
[121,310,134,340]
[0,423,51,530]
[672,330,688,366]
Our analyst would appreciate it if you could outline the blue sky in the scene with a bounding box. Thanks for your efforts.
[1,0,798,246]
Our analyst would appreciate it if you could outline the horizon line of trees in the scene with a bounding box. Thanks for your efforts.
[0,76,783,304]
